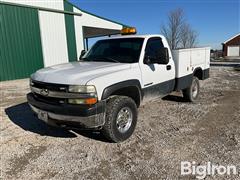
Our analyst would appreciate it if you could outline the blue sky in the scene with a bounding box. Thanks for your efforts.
[70,0,239,49]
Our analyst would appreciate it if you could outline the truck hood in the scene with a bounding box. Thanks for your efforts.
[31,61,131,85]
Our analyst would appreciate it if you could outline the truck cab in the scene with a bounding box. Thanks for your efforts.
[27,29,210,142]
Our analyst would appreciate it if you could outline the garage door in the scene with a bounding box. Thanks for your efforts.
[228,46,240,56]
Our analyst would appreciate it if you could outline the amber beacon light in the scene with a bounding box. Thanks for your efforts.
[121,27,137,35]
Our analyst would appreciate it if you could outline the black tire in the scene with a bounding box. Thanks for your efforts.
[102,96,138,143]
[182,76,200,102]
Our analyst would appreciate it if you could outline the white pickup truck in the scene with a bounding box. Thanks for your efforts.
[27,32,210,142]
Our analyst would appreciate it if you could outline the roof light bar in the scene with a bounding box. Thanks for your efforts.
[121,27,137,35]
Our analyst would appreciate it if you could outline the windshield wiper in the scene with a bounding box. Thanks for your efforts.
[91,57,120,63]
[82,57,120,63]
[81,57,91,61]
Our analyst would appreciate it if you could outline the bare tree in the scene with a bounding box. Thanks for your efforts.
[180,23,190,48]
[180,23,198,48]
[161,8,185,49]
[161,8,198,49]
[188,29,198,48]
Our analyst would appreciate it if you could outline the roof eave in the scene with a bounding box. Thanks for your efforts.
[223,33,240,44]
[64,0,130,28]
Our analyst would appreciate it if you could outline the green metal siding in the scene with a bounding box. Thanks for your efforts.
[0,4,44,81]
[64,1,77,62]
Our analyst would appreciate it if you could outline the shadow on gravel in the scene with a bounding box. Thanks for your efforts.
[73,130,111,143]
[162,95,188,102]
[5,102,77,138]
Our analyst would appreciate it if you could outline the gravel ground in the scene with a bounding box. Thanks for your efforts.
[1,67,240,180]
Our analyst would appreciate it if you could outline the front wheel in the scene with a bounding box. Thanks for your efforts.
[102,96,138,143]
[182,76,200,102]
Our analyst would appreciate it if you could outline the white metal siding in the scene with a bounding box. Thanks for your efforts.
[228,46,240,56]
[38,10,68,67]
[74,15,84,59]
[73,7,122,30]
[0,0,64,10]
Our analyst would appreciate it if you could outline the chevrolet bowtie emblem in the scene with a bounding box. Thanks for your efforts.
[40,89,49,96]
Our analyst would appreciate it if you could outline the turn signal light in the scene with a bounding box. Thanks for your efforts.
[85,98,98,105]
[121,27,137,35]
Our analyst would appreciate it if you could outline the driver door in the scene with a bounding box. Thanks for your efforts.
[140,37,175,99]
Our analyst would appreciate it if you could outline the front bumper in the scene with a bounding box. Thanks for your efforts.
[27,93,106,128]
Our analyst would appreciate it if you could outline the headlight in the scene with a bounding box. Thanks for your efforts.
[68,85,97,105]
[68,85,96,93]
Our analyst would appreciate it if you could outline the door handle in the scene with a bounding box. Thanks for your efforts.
[166,65,171,70]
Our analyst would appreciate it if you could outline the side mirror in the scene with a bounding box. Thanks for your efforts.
[156,48,169,64]
[79,50,86,60]
[144,55,160,64]
[143,56,152,64]
[144,48,169,64]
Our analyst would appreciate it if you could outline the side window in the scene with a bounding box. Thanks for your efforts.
[145,38,164,58]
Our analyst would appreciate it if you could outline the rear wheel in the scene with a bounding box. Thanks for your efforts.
[102,96,138,143]
[182,76,200,102]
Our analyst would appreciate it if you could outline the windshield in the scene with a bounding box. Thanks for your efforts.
[82,38,144,63]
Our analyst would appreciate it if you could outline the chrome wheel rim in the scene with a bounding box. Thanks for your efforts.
[116,107,133,133]
[192,80,198,98]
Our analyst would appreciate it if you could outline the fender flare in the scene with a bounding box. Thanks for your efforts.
[101,79,143,101]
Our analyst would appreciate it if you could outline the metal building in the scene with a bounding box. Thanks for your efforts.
[0,0,128,81]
